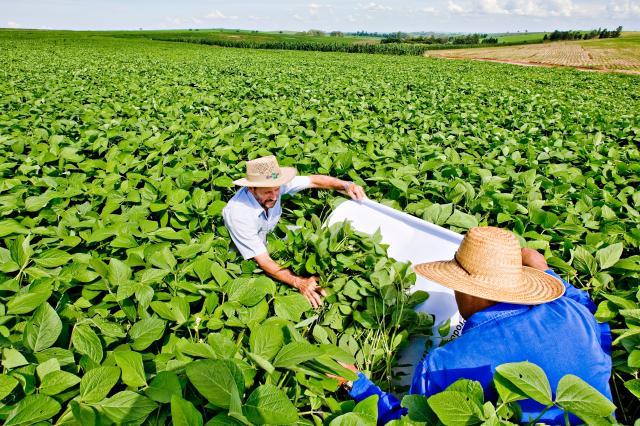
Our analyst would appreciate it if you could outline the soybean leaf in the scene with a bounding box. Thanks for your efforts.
[23,302,62,352]
[40,370,81,395]
[186,359,245,409]
[0,374,19,400]
[5,394,61,426]
[114,350,147,388]
[72,324,103,363]
[98,390,158,424]
[427,390,485,426]
[243,384,299,425]
[145,371,182,403]
[555,374,616,418]
[401,394,437,423]
[80,366,121,403]
[273,341,324,369]
[171,394,203,426]
[494,362,552,405]
[274,294,311,322]
[249,323,285,361]
[129,317,165,351]
[595,243,623,270]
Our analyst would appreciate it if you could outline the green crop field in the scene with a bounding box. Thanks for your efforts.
[0,30,639,425]
[496,32,547,43]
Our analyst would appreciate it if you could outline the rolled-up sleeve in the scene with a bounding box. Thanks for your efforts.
[282,176,312,196]
[223,210,267,260]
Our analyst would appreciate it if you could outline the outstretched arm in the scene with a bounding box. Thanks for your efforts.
[253,252,326,308]
[308,175,366,200]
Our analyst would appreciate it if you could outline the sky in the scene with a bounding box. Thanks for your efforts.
[1,0,638,33]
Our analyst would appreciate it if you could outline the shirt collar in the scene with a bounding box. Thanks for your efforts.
[462,302,530,334]
[240,187,268,218]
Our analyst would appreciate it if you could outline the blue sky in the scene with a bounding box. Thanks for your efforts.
[1,0,638,33]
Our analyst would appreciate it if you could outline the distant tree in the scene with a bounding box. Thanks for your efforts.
[330,31,344,37]
[307,29,326,36]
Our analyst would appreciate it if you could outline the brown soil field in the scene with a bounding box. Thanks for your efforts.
[425,34,640,74]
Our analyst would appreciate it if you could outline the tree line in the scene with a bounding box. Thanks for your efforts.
[544,26,623,41]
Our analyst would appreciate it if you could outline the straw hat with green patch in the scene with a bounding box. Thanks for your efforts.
[233,155,297,187]
[414,226,565,305]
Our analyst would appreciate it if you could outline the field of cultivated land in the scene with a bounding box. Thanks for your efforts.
[0,31,639,425]
[426,33,640,73]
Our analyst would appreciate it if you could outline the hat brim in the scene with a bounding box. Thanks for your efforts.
[413,259,565,305]
[233,167,297,187]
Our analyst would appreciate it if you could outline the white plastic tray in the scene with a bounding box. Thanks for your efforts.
[327,199,464,385]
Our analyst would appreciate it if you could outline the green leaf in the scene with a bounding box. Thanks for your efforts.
[34,249,71,268]
[494,361,552,405]
[7,288,52,315]
[171,394,203,426]
[227,276,275,306]
[243,384,299,425]
[5,394,61,426]
[129,317,165,350]
[114,350,147,388]
[555,374,615,418]
[72,325,103,363]
[108,258,131,286]
[40,370,81,395]
[329,412,375,426]
[401,394,437,423]
[0,374,19,400]
[427,390,485,426]
[23,302,62,352]
[249,323,285,361]
[274,293,312,322]
[446,210,478,230]
[595,243,624,269]
[2,348,29,369]
[353,395,378,422]
[624,379,640,399]
[186,359,245,409]
[145,371,182,403]
[36,358,60,380]
[80,366,121,403]
[273,341,324,369]
[98,390,158,424]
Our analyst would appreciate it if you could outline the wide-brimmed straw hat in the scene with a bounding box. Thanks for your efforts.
[414,227,565,305]
[233,155,297,187]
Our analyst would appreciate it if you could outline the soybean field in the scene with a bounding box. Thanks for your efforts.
[0,31,639,425]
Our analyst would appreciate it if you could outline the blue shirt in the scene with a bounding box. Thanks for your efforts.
[222,176,312,259]
[349,270,613,425]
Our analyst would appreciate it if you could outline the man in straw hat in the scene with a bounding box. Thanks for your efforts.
[223,155,366,308]
[335,227,613,424]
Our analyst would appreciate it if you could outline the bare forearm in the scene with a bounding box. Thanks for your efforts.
[309,175,350,191]
[254,253,300,288]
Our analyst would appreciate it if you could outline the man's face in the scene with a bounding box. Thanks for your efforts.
[249,186,280,210]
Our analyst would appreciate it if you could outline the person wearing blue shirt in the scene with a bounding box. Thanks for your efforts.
[223,155,366,307]
[338,226,613,425]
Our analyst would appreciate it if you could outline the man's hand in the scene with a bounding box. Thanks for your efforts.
[294,276,326,309]
[521,247,549,271]
[344,182,366,200]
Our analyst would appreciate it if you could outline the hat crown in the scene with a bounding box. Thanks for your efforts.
[455,227,523,284]
[246,156,282,182]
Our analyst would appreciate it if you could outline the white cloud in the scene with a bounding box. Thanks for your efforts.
[206,10,225,19]
[359,2,393,11]
[7,21,21,28]
[420,6,439,14]
[448,1,469,13]
[448,0,578,16]
[607,0,640,17]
